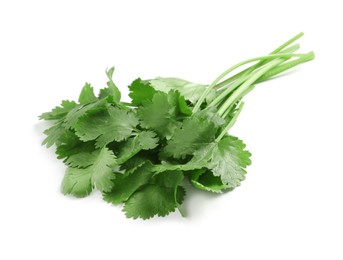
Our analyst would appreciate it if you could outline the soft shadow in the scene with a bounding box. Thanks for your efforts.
[33,120,50,135]
[183,182,232,220]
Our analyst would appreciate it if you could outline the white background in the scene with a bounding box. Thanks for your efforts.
[1,0,342,259]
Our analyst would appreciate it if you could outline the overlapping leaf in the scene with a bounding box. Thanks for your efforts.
[162,109,224,159]
[61,147,117,197]
[103,161,153,204]
[75,106,139,147]
[116,131,159,164]
[137,90,182,139]
[185,136,251,188]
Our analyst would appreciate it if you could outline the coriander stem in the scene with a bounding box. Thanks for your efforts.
[271,32,304,54]
[206,53,305,109]
[221,102,235,119]
[216,102,245,141]
[214,44,300,89]
[214,32,304,89]
[222,85,255,119]
[256,51,315,83]
[193,53,305,113]
[209,74,250,107]
[217,59,284,117]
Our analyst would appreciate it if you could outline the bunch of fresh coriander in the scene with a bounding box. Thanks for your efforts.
[40,33,313,219]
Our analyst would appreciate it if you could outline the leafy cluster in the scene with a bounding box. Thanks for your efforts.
[40,33,314,219]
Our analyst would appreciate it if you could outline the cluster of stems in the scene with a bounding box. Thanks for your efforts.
[193,32,314,141]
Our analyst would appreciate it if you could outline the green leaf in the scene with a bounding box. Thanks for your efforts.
[128,78,157,106]
[149,77,216,104]
[61,147,117,196]
[190,169,230,193]
[196,107,225,127]
[137,90,181,139]
[136,131,159,150]
[65,151,99,168]
[186,136,252,188]
[123,184,185,220]
[55,131,95,160]
[119,154,152,173]
[162,111,221,159]
[63,99,107,129]
[42,121,67,148]
[152,162,183,173]
[103,161,153,204]
[61,167,93,198]
[178,95,192,116]
[78,83,98,104]
[75,106,139,148]
[116,131,159,164]
[154,135,251,189]
[104,67,121,103]
[152,170,184,188]
[39,100,78,120]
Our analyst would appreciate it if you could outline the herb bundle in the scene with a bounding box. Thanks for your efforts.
[40,33,314,219]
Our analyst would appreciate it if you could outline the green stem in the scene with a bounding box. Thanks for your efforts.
[214,32,304,89]
[215,44,300,89]
[209,74,250,108]
[206,53,305,109]
[256,51,315,83]
[271,32,304,54]
[216,102,245,141]
[222,85,255,119]
[280,43,301,54]
[221,103,235,119]
[217,58,284,117]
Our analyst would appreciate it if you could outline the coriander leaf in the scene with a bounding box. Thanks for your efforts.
[55,131,95,160]
[103,161,153,204]
[61,167,92,198]
[120,154,153,173]
[152,170,184,188]
[90,148,117,192]
[151,170,185,215]
[61,147,117,196]
[162,112,219,159]
[65,151,99,168]
[136,131,159,150]
[190,169,230,193]
[186,136,252,188]
[128,78,157,106]
[78,83,98,104]
[137,90,181,139]
[149,77,216,104]
[39,100,78,121]
[152,162,183,173]
[104,67,121,103]
[75,106,139,147]
[178,94,192,116]
[116,131,159,164]
[42,121,67,148]
[123,184,185,219]
[196,107,225,127]
[154,135,251,188]
[98,88,114,103]
[63,99,107,129]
